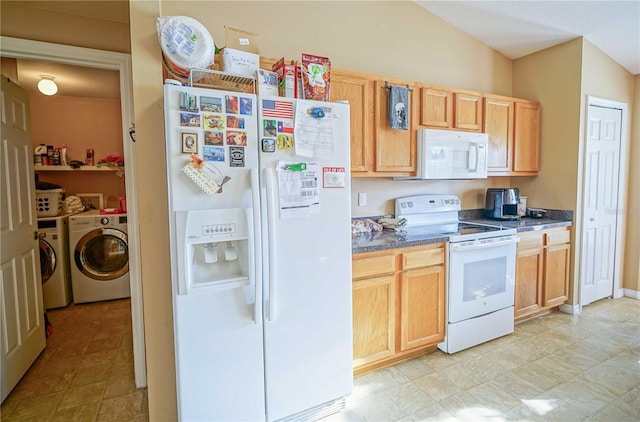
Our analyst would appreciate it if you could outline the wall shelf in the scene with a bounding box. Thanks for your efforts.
[34,165,121,172]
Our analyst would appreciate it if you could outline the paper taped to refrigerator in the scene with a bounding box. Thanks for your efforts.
[276,161,319,219]
[294,100,336,158]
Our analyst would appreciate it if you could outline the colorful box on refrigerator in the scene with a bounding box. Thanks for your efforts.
[272,58,302,98]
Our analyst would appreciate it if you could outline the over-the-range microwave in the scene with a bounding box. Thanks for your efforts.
[395,128,489,180]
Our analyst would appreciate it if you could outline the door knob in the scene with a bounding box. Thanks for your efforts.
[33,231,46,239]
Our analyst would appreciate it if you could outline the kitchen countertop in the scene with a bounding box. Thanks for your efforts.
[352,209,573,255]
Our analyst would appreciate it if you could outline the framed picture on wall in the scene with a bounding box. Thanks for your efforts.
[76,193,104,210]
[181,131,198,154]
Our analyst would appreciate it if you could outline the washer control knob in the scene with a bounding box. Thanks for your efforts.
[100,217,109,225]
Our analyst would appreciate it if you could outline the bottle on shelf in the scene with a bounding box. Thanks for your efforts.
[86,148,95,166]
[34,144,46,165]
[61,144,68,166]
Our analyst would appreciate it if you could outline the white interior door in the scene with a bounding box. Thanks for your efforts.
[581,104,623,305]
[1,77,46,402]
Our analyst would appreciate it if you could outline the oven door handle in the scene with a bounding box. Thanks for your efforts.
[450,236,519,252]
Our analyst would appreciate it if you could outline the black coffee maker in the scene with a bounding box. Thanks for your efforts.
[484,188,520,220]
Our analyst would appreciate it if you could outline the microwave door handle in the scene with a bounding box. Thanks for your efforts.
[468,144,478,171]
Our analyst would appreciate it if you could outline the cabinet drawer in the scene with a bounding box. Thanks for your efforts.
[546,229,570,245]
[402,247,444,270]
[352,254,395,279]
[517,232,543,250]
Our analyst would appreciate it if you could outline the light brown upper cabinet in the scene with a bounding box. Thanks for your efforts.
[483,95,514,174]
[373,80,418,175]
[513,100,540,175]
[420,86,482,132]
[330,71,374,174]
[420,87,453,128]
[484,95,540,176]
[453,91,483,131]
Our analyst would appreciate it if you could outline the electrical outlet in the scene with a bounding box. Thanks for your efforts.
[358,192,367,207]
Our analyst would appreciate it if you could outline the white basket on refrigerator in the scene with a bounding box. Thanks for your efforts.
[36,189,64,217]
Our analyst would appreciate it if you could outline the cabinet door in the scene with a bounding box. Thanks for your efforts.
[484,96,514,174]
[420,87,452,128]
[513,101,540,174]
[515,247,544,319]
[543,243,570,307]
[373,81,417,174]
[454,92,482,131]
[399,265,445,351]
[330,74,373,173]
[352,275,396,367]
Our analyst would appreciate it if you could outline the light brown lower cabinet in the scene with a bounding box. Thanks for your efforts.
[352,243,445,375]
[515,227,571,320]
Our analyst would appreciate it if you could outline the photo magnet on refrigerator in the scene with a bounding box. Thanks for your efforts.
[229,146,245,167]
[262,138,276,153]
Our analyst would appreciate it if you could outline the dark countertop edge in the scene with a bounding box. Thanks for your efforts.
[352,234,448,255]
[508,220,573,232]
[352,219,573,255]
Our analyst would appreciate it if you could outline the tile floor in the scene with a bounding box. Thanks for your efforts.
[1,297,637,421]
[327,297,639,422]
[1,298,148,422]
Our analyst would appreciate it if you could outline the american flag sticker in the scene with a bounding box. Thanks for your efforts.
[262,99,293,119]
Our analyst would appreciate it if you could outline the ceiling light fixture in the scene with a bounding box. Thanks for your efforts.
[37,75,58,96]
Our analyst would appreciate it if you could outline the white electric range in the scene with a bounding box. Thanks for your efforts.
[396,194,518,353]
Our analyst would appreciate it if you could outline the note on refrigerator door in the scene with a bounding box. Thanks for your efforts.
[294,100,336,158]
[276,161,320,219]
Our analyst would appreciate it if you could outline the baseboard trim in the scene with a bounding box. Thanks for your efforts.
[613,288,625,299]
[623,289,640,299]
[559,303,582,315]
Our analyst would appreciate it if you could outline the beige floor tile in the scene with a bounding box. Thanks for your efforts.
[466,380,521,412]
[96,390,145,422]
[353,366,411,396]
[537,377,616,416]
[5,392,63,421]
[609,386,640,418]
[78,348,119,369]
[69,363,112,388]
[511,362,566,392]
[50,401,101,422]
[491,371,543,401]
[382,382,435,416]
[582,359,640,397]
[414,372,463,402]
[8,371,75,401]
[399,402,454,422]
[58,381,107,411]
[394,353,439,380]
[103,375,138,400]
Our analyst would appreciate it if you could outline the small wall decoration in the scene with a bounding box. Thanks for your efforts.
[181,132,198,153]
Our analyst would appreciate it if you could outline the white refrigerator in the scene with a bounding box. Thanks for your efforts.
[163,84,353,421]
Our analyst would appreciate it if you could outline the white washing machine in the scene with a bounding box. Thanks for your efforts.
[68,210,130,303]
[38,214,73,309]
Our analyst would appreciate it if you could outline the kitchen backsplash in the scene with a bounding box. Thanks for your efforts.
[350,176,512,217]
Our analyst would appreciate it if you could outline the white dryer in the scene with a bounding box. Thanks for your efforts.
[68,211,130,303]
[38,214,73,309]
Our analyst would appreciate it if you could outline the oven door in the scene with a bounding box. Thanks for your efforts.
[447,235,517,323]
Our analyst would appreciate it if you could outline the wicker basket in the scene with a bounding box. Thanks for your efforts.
[36,189,64,217]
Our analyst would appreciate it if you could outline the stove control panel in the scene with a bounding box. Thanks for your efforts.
[395,194,461,215]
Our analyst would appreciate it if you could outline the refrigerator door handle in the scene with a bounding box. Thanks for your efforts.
[250,168,261,325]
[265,168,277,322]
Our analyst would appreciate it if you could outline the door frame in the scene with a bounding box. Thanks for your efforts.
[0,36,147,387]
[577,96,629,307]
